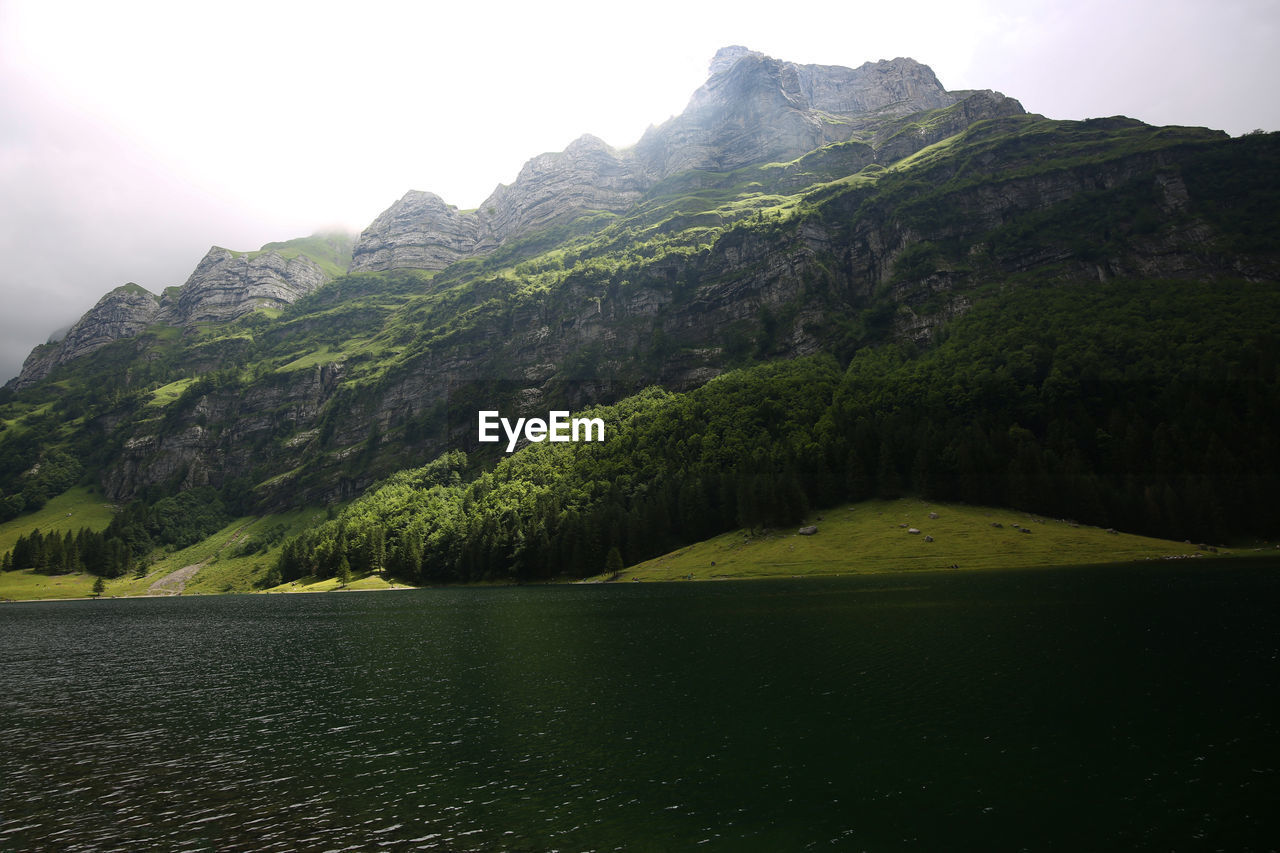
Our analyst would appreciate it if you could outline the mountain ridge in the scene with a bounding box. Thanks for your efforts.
[10,234,355,389]
[350,48,1012,276]
[11,48,1020,389]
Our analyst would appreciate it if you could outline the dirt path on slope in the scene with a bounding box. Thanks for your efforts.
[146,524,252,595]
[147,560,208,595]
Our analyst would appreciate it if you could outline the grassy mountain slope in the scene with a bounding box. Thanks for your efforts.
[245,232,355,278]
[0,486,114,555]
[0,505,324,600]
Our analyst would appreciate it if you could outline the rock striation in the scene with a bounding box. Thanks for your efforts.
[473,134,648,252]
[869,88,1026,163]
[350,136,650,273]
[634,48,958,176]
[348,191,480,272]
[10,237,347,388]
[159,247,331,323]
[13,284,161,388]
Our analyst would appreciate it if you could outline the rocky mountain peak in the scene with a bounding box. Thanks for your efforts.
[8,235,349,388]
[708,45,761,76]
[157,244,333,324]
[349,190,480,273]
[351,48,1015,274]
[632,48,957,177]
[390,190,459,219]
[563,133,614,156]
[12,283,161,389]
[683,48,954,124]
[352,135,649,272]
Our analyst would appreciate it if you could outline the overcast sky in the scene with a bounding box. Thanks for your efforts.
[1,0,1277,382]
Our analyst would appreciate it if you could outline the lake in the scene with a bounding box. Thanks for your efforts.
[2,563,1277,851]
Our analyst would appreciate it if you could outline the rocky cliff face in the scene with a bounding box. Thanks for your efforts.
[634,48,957,176]
[104,361,346,498]
[13,285,160,388]
[869,89,1027,162]
[349,47,999,274]
[10,238,346,388]
[473,135,648,252]
[163,247,332,322]
[349,136,651,273]
[348,192,480,272]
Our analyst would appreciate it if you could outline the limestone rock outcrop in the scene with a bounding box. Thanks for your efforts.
[13,285,160,388]
[473,135,648,251]
[869,88,1027,163]
[635,48,958,176]
[348,191,480,273]
[351,137,650,272]
[9,236,348,388]
[162,247,331,323]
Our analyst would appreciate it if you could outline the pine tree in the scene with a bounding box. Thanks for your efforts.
[604,546,623,578]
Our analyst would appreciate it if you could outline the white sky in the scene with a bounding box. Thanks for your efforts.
[1,0,1277,382]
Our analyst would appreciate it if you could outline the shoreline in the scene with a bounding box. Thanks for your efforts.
[5,551,1277,604]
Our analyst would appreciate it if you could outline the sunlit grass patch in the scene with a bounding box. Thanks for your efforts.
[263,573,413,593]
[0,569,98,600]
[604,498,1218,583]
[0,486,115,555]
[147,377,196,408]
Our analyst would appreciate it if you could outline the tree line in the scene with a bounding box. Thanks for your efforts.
[3,486,229,576]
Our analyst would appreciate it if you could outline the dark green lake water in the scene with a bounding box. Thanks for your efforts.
[2,563,1278,851]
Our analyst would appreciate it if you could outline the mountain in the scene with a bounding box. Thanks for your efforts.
[2,47,1278,586]
[11,234,353,389]
[349,47,997,274]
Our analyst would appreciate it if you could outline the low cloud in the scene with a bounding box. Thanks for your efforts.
[0,81,283,383]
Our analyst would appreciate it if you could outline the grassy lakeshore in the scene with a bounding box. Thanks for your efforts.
[263,574,415,593]
[2,497,1262,601]
[0,505,328,601]
[596,498,1236,583]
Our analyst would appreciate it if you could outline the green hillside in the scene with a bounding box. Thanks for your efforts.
[272,270,1280,588]
[0,486,113,554]
[0,505,325,601]
[608,498,1220,582]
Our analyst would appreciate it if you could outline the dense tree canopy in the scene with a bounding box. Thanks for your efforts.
[269,277,1280,584]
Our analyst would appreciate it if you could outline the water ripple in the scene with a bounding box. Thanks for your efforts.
[1,569,1277,850]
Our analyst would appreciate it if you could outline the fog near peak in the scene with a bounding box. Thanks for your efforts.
[0,81,289,382]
